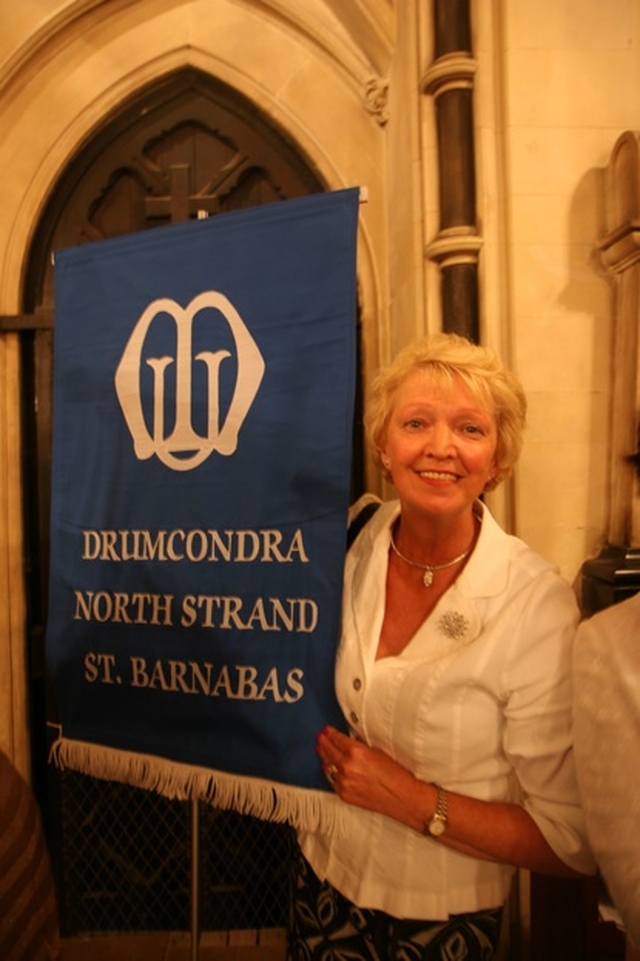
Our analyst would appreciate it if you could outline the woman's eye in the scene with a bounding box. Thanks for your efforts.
[462,423,483,435]
[405,419,423,430]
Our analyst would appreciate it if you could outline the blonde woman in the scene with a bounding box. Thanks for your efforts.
[289,333,595,960]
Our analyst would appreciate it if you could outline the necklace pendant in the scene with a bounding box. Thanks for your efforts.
[422,569,434,587]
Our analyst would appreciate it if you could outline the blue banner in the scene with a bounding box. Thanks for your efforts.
[47,189,359,825]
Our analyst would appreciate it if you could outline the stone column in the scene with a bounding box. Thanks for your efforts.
[421,0,481,341]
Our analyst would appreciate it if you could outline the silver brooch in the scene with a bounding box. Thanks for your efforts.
[438,610,469,640]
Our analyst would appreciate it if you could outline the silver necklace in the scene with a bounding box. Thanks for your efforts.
[389,530,472,587]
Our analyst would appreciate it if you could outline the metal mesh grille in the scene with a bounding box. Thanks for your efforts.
[200,807,291,931]
[58,770,291,936]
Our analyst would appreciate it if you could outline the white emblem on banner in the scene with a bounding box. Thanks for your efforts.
[115,291,265,471]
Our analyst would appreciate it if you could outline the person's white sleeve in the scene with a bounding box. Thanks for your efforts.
[503,572,597,875]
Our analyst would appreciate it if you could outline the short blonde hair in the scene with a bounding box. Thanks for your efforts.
[364,332,527,491]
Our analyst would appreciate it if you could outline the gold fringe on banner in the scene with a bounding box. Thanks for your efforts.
[49,734,345,834]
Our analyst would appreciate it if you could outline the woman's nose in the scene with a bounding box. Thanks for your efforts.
[426,422,454,456]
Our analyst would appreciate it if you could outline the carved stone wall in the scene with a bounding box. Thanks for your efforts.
[581,131,640,615]
[598,131,640,547]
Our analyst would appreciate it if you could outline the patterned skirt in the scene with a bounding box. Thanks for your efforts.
[288,842,503,961]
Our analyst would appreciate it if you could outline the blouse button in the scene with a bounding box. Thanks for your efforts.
[353,677,362,691]
[349,711,359,725]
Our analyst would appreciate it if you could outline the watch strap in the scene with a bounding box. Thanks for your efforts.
[424,783,448,837]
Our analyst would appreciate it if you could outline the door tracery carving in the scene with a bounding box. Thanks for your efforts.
[28,68,324,308]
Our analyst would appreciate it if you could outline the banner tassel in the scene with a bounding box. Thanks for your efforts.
[50,735,345,835]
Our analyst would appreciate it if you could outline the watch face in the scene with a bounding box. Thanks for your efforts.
[428,817,446,837]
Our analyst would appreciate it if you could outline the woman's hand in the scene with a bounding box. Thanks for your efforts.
[316,725,429,831]
[316,725,586,877]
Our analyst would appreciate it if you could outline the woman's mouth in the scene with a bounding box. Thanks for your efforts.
[419,470,458,481]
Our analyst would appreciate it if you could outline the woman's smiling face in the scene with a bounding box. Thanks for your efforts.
[380,368,498,519]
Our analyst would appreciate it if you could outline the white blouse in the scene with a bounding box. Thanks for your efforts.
[298,498,595,920]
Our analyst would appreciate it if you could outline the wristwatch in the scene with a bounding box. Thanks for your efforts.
[424,783,448,837]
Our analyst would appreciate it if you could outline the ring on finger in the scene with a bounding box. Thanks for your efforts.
[325,763,338,784]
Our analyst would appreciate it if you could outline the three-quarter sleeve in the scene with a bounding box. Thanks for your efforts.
[502,571,596,875]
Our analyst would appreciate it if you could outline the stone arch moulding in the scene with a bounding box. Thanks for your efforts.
[0,0,392,115]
